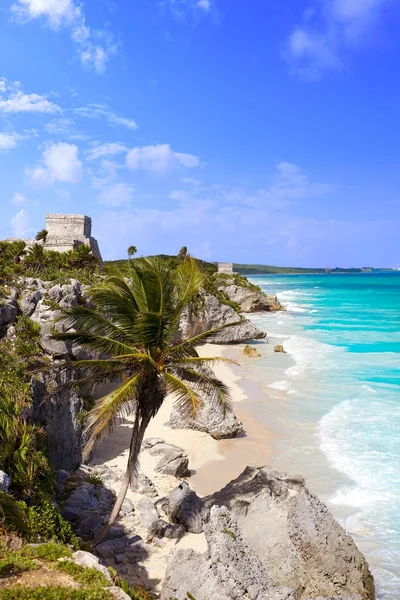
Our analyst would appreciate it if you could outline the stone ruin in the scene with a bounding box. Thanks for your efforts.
[217,262,234,275]
[9,213,103,266]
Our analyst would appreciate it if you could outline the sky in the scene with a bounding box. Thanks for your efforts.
[1,0,400,267]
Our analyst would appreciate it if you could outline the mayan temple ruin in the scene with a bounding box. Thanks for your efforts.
[11,214,103,266]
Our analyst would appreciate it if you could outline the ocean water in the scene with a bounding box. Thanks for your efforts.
[247,273,400,599]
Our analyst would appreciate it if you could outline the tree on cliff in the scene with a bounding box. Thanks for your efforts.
[127,245,137,259]
[54,257,235,545]
[178,246,188,262]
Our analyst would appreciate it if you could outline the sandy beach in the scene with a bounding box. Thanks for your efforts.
[91,341,277,498]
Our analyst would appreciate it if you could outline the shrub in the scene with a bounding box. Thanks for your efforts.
[18,497,80,547]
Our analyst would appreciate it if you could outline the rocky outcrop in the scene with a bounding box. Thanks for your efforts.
[145,438,191,478]
[30,370,85,471]
[220,283,284,313]
[169,400,243,439]
[178,294,266,344]
[162,481,208,534]
[161,505,295,600]
[274,344,286,353]
[206,466,375,600]
[244,344,261,357]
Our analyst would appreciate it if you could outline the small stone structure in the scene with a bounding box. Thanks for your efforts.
[8,214,103,266]
[44,214,102,265]
[217,262,233,275]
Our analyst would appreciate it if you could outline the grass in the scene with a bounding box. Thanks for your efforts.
[20,544,72,562]
[0,553,37,578]
[0,589,112,600]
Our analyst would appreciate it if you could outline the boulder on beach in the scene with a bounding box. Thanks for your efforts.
[274,344,286,353]
[243,344,261,357]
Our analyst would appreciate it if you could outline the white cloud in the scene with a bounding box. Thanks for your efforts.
[197,0,211,10]
[161,0,214,19]
[26,142,83,186]
[0,132,21,150]
[285,0,392,78]
[11,192,28,205]
[270,161,332,199]
[126,144,200,174]
[0,79,61,113]
[97,183,134,207]
[87,142,128,161]
[10,209,30,237]
[11,0,117,73]
[74,104,138,130]
[169,189,190,201]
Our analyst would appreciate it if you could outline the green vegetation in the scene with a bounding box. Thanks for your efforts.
[0,541,155,600]
[53,256,234,544]
[0,240,100,284]
[0,590,111,600]
[232,263,378,274]
[223,528,237,540]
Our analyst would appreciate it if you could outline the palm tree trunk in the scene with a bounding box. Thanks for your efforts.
[90,411,151,548]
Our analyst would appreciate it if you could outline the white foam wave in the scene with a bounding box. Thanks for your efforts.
[268,380,292,391]
[283,334,338,376]
[282,302,308,313]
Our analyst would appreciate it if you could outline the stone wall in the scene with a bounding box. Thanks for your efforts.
[218,262,234,274]
[46,214,92,239]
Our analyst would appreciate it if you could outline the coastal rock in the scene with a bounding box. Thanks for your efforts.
[149,441,191,478]
[168,365,244,439]
[31,369,85,471]
[178,294,266,344]
[71,550,113,583]
[0,470,11,493]
[206,466,375,600]
[221,283,284,313]
[18,289,42,316]
[163,481,208,533]
[0,302,17,328]
[244,344,261,357]
[169,401,243,440]
[274,344,286,353]
[161,505,295,600]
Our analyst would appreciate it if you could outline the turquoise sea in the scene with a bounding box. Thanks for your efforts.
[247,273,400,599]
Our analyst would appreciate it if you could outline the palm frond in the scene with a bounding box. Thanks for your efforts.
[164,372,201,417]
[174,257,205,311]
[171,356,240,367]
[54,331,135,356]
[166,320,244,361]
[83,373,140,459]
[169,366,232,416]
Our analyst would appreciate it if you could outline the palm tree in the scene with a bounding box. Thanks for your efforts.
[68,245,99,272]
[127,245,137,259]
[24,244,49,275]
[54,257,236,545]
[178,246,188,262]
[35,229,48,244]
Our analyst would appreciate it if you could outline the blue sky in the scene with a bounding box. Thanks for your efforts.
[1,0,400,266]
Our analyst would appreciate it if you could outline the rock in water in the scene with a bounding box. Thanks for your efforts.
[206,466,375,600]
[161,505,295,600]
[244,344,261,357]
[274,344,286,353]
